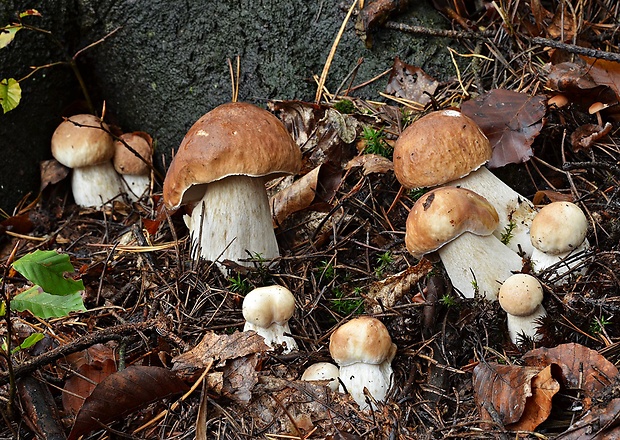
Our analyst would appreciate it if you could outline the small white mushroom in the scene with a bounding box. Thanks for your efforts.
[530,201,590,284]
[301,362,340,392]
[329,316,396,410]
[51,114,123,208]
[499,274,547,344]
[242,285,297,353]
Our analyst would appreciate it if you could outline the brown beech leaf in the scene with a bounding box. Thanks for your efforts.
[271,163,343,227]
[546,62,618,110]
[522,343,619,410]
[63,357,117,415]
[532,190,574,205]
[555,398,620,439]
[365,259,433,313]
[581,56,620,100]
[385,57,439,106]
[1,213,34,235]
[473,362,559,429]
[40,159,69,191]
[221,353,261,403]
[67,365,189,440]
[546,3,576,41]
[345,153,394,176]
[461,89,546,168]
[570,122,613,151]
[172,331,269,372]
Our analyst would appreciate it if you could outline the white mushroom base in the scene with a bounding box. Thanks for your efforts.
[186,175,280,273]
[71,161,123,208]
[120,174,150,202]
[338,361,393,410]
[507,304,547,344]
[438,232,523,300]
[452,167,537,257]
[243,321,297,353]
[531,240,590,285]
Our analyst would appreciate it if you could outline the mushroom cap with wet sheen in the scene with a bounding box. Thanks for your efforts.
[393,109,492,189]
[163,102,301,209]
[51,114,115,168]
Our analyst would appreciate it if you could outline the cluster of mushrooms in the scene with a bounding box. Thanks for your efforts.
[51,114,153,207]
[51,103,592,410]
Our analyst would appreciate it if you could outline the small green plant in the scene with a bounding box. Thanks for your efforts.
[590,316,612,335]
[401,108,414,128]
[408,187,428,203]
[439,294,457,307]
[333,99,356,114]
[317,260,336,281]
[330,287,363,315]
[228,273,252,295]
[501,221,516,245]
[471,278,480,296]
[361,126,393,159]
[374,251,394,278]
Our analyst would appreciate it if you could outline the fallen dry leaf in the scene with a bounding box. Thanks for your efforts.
[345,153,394,176]
[385,57,439,106]
[555,398,620,439]
[522,343,619,410]
[570,122,613,151]
[461,89,546,168]
[68,365,189,440]
[221,353,261,403]
[365,259,433,313]
[532,189,574,205]
[546,62,618,111]
[172,330,269,372]
[40,159,69,191]
[473,362,559,430]
[546,3,576,41]
[581,56,620,100]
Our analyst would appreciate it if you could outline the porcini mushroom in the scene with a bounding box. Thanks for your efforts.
[393,109,538,256]
[499,273,547,344]
[405,187,523,299]
[51,114,123,208]
[329,316,396,410]
[242,285,297,353]
[530,201,590,284]
[301,362,340,392]
[113,132,153,202]
[163,102,301,273]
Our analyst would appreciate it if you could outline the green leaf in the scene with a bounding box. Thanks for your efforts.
[11,287,86,319]
[12,250,84,296]
[0,25,22,49]
[0,78,21,113]
[19,9,41,19]
[12,332,44,353]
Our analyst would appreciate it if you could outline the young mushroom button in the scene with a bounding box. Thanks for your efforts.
[242,285,297,353]
[329,316,396,410]
[393,109,537,256]
[499,274,547,344]
[162,102,302,274]
[405,187,523,300]
[301,362,340,392]
[529,201,590,284]
[51,114,123,208]
[113,132,153,202]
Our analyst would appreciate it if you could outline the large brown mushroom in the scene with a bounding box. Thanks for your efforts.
[163,102,301,272]
[394,109,537,256]
[51,114,123,208]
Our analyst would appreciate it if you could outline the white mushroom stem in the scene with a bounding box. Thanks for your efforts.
[119,174,150,202]
[338,360,393,410]
[506,304,547,344]
[243,320,297,352]
[451,167,537,257]
[71,161,124,208]
[531,239,590,284]
[437,232,523,300]
[186,175,280,273]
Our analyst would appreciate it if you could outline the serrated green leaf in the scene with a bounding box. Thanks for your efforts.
[0,25,22,49]
[12,250,84,296]
[11,287,86,319]
[0,78,21,113]
[12,332,44,353]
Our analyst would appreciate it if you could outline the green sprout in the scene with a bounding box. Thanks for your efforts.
[439,294,456,307]
[333,99,356,114]
[501,221,516,245]
[330,287,363,315]
[590,316,612,335]
[361,126,393,159]
[374,251,394,278]
[408,187,428,203]
[318,260,336,281]
[228,273,252,295]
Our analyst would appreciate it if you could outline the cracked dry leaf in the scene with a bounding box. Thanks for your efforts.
[522,342,619,410]
[365,259,433,313]
[345,153,394,176]
[473,362,559,430]
[385,57,439,106]
[221,354,261,403]
[172,330,269,371]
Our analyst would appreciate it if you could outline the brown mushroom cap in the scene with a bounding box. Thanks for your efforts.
[51,114,115,168]
[530,202,588,255]
[329,316,394,366]
[405,187,499,258]
[393,109,492,189]
[163,102,301,209]
[499,273,544,316]
[113,132,152,175]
